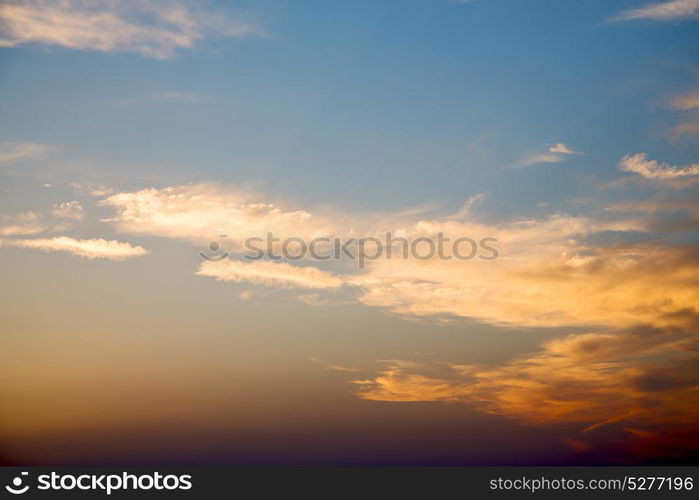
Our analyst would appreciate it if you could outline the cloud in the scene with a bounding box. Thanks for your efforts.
[447,193,487,220]
[69,182,115,197]
[671,89,699,110]
[0,0,263,60]
[354,336,699,426]
[0,211,46,236]
[618,153,699,180]
[197,259,344,289]
[355,239,699,329]
[549,142,583,155]
[97,179,699,461]
[308,357,360,372]
[337,180,699,458]
[613,0,699,21]
[0,236,149,259]
[0,142,50,164]
[668,88,699,140]
[100,182,699,332]
[1,204,85,236]
[514,143,583,168]
[352,321,699,457]
[51,201,85,220]
[101,183,337,249]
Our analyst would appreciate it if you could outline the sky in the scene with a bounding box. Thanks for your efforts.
[1,0,698,465]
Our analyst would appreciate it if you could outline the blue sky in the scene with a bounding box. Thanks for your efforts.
[1,0,697,213]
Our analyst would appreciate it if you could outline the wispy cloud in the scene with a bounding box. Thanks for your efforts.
[51,201,85,220]
[612,0,699,21]
[514,143,584,168]
[197,259,344,289]
[0,236,149,259]
[0,142,50,164]
[671,88,699,110]
[0,0,264,59]
[1,204,85,236]
[618,153,699,180]
[515,153,565,168]
[447,193,487,220]
[70,182,115,197]
[549,142,583,155]
[308,357,360,373]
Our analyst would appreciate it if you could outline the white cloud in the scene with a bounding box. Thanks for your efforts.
[0,0,264,59]
[51,201,85,220]
[613,0,699,21]
[197,259,344,289]
[618,153,699,179]
[0,142,50,164]
[0,236,149,260]
[549,142,583,155]
[101,183,336,249]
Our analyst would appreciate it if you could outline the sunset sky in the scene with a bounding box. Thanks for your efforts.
[1,0,698,465]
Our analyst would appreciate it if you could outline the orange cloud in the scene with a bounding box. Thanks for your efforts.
[353,322,699,456]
